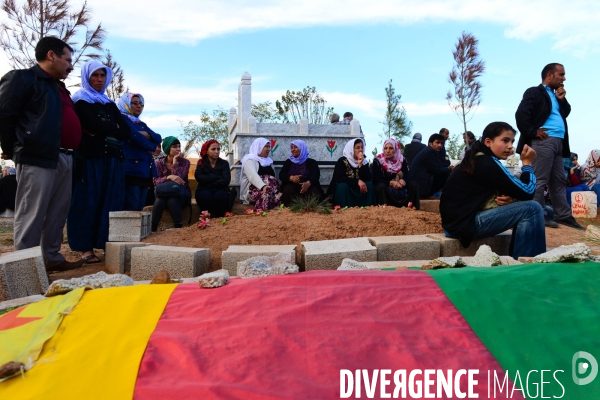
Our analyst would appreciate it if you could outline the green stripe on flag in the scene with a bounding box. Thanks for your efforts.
[426,262,600,400]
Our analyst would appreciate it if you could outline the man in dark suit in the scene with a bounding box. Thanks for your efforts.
[403,132,426,167]
[409,134,453,197]
[515,63,583,230]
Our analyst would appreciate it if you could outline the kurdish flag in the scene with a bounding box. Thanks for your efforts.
[1,263,599,399]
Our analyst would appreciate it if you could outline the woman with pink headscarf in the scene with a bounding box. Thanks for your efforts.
[580,149,600,200]
[373,138,420,209]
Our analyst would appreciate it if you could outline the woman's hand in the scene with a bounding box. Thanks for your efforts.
[520,145,537,166]
[290,175,301,184]
[398,179,406,188]
[300,181,311,194]
[495,195,514,206]
[570,166,577,175]
[261,185,270,195]
[168,175,184,185]
[357,152,365,165]
[138,130,151,139]
[358,179,367,193]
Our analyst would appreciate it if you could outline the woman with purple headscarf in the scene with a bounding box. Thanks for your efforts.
[279,140,323,206]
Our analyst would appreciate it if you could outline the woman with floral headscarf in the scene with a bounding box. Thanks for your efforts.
[373,138,420,209]
[240,138,281,211]
[279,140,323,206]
[326,138,376,207]
[580,149,600,200]
[67,60,131,264]
[194,139,234,218]
[118,92,162,211]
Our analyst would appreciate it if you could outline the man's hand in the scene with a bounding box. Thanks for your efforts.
[535,129,549,140]
[495,195,514,206]
[556,86,566,100]
[520,144,537,166]
[358,179,367,193]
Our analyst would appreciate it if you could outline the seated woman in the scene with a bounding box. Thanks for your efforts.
[195,140,233,218]
[564,152,589,206]
[373,138,420,209]
[327,138,376,207]
[580,150,600,199]
[68,60,131,264]
[240,138,282,211]
[440,121,545,259]
[118,92,162,211]
[279,140,323,205]
[151,136,191,231]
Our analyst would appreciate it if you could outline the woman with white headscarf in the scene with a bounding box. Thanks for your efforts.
[580,149,600,200]
[278,140,323,206]
[326,138,376,207]
[240,138,282,211]
[67,60,131,264]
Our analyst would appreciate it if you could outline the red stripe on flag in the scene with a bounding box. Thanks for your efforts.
[134,271,520,399]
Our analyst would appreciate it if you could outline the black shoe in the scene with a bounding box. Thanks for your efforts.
[544,217,559,228]
[556,216,585,230]
[46,259,85,273]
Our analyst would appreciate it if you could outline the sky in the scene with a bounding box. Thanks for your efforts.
[1,0,599,159]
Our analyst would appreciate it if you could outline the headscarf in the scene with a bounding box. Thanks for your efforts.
[563,152,577,171]
[162,136,180,154]
[118,92,144,123]
[376,138,404,174]
[581,150,600,188]
[411,133,422,143]
[342,138,368,168]
[289,140,309,165]
[198,139,220,166]
[71,60,114,104]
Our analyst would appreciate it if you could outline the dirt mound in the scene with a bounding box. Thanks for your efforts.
[143,207,444,271]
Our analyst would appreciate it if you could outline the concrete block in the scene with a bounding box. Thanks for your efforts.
[426,231,512,256]
[222,245,296,277]
[105,242,151,274]
[420,199,440,213]
[368,235,440,261]
[0,247,49,301]
[130,245,210,281]
[0,294,44,313]
[572,191,597,218]
[301,238,377,271]
[108,211,151,242]
[363,260,427,269]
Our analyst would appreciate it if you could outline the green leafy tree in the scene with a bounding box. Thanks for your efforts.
[380,79,412,143]
[180,107,229,157]
[445,133,466,160]
[251,101,281,123]
[371,147,378,158]
[446,31,485,134]
[0,0,106,69]
[275,86,333,124]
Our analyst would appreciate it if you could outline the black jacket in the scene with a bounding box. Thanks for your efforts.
[0,65,65,168]
[279,158,323,193]
[372,158,409,187]
[408,147,450,196]
[194,157,231,193]
[75,101,131,160]
[403,142,426,167]
[515,84,571,157]
[0,174,17,213]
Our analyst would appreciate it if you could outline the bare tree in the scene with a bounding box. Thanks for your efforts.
[380,79,412,143]
[103,50,128,102]
[0,0,105,69]
[446,31,485,134]
[275,86,333,124]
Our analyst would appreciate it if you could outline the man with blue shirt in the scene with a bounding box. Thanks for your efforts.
[515,63,584,230]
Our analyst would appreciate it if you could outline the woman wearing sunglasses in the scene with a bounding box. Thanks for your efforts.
[118,93,162,211]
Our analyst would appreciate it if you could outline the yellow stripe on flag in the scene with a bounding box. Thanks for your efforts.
[0,284,176,399]
[0,287,85,376]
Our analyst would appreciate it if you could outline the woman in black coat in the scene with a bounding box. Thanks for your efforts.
[194,140,233,218]
[278,140,323,206]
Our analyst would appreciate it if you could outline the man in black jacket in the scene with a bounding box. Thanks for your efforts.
[0,37,85,271]
[515,63,584,230]
[409,134,453,197]
[403,132,426,167]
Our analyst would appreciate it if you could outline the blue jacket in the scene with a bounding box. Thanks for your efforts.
[122,118,162,179]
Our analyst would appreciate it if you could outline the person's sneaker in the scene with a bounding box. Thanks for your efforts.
[556,216,586,230]
[544,217,559,228]
[46,259,85,273]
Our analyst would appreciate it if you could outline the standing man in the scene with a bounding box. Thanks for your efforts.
[403,132,426,167]
[335,111,363,134]
[515,63,584,229]
[0,37,85,271]
[438,128,451,167]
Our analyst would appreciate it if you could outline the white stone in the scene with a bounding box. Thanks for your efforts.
[45,272,134,297]
[237,252,299,279]
[247,116,257,133]
[350,120,361,136]
[130,245,210,281]
[0,247,48,301]
[468,245,502,267]
[571,191,597,218]
[199,269,229,288]
[337,258,368,270]
[238,71,252,134]
[222,245,296,277]
[533,243,591,263]
[0,294,45,313]
[585,224,600,243]
[108,211,151,242]
[422,256,466,270]
[299,118,309,135]
[302,237,377,271]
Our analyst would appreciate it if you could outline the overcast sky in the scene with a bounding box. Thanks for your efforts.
[1,0,599,157]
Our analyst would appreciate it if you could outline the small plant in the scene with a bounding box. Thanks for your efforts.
[221,218,228,225]
[260,211,268,217]
[279,204,285,210]
[289,195,332,214]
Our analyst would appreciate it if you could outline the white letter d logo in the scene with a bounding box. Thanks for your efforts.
[573,351,598,385]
